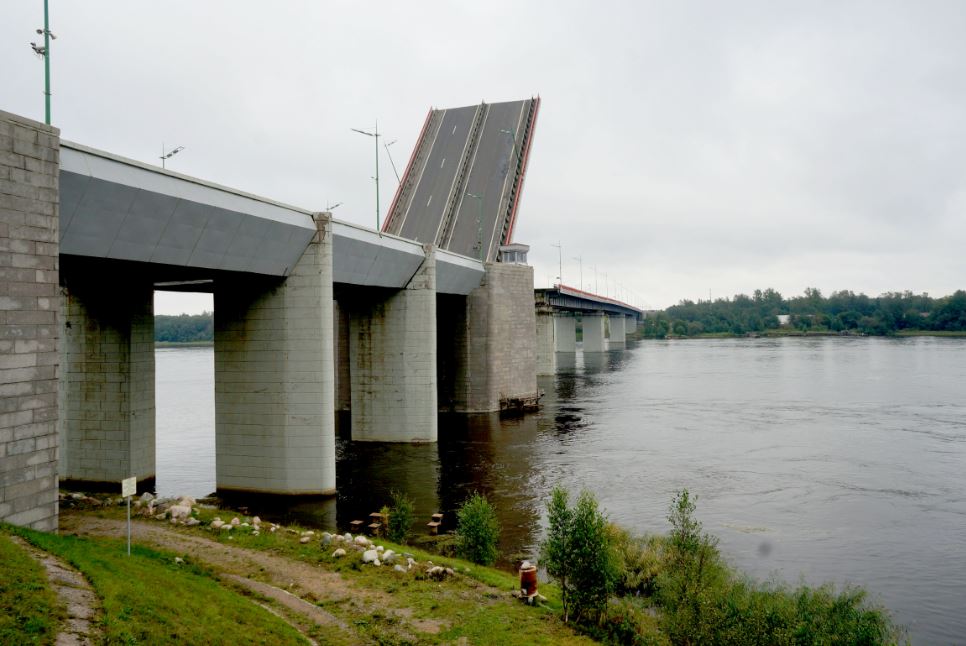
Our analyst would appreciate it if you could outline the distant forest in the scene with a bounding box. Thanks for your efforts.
[640,289,966,338]
[155,312,213,343]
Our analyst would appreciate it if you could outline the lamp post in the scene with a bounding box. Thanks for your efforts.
[351,122,381,231]
[551,241,562,287]
[465,192,484,261]
[573,255,583,291]
[160,144,184,169]
[29,0,55,125]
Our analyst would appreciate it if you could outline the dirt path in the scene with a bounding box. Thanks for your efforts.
[59,513,410,644]
[10,535,101,646]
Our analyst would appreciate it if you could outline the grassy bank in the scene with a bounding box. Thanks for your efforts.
[0,533,62,645]
[2,523,305,645]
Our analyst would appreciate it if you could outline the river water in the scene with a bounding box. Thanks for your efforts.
[155,337,966,644]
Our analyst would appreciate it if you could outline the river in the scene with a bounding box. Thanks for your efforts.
[155,337,966,644]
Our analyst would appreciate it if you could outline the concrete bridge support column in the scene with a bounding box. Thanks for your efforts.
[626,315,637,335]
[608,315,626,348]
[451,263,539,412]
[334,300,351,413]
[535,305,556,375]
[61,281,156,489]
[1,111,61,530]
[553,313,576,352]
[213,213,335,495]
[349,249,437,441]
[582,312,607,352]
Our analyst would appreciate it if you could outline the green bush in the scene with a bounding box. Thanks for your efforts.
[608,524,667,597]
[386,490,415,545]
[455,492,500,566]
[541,486,620,624]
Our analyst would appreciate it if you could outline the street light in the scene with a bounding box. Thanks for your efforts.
[465,192,484,261]
[160,144,184,169]
[351,122,381,231]
[29,0,55,124]
[573,255,583,291]
[551,241,562,287]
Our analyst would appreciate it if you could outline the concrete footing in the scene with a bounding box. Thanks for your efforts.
[553,314,576,352]
[213,213,335,494]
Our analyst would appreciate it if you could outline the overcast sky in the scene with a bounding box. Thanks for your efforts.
[3,1,964,313]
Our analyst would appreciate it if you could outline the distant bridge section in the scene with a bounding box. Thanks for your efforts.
[382,97,540,262]
[535,285,645,373]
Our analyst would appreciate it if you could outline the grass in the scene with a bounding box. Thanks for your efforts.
[0,532,63,645]
[3,523,306,645]
[76,504,590,644]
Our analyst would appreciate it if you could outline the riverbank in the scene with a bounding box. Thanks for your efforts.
[646,328,966,340]
[2,499,595,645]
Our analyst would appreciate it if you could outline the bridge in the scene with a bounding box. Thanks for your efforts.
[534,284,644,374]
[1,106,542,530]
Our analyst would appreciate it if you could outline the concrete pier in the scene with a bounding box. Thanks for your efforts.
[450,263,538,412]
[608,314,626,348]
[535,305,556,375]
[61,281,156,488]
[213,213,336,494]
[348,249,437,442]
[553,314,576,352]
[582,312,607,352]
[0,111,60,530]
[626,315,637,335]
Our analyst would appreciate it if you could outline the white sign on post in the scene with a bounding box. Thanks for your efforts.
[121,477,136,556]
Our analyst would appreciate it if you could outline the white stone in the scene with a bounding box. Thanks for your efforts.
[211,519,225,529]
[154,512,167,520]
[343,533,352,542]
[394,564,407,573]
[332,548,347,558]
[382,550,395,563]
[168,505,192,520]
[375,545,384,553]
[362,549,379,563]
[231,517,240,526]
[185,518,200,527]
[373,559,381,567]
[354,535,370,547]
[252,516,261,525]
[300,536,311,544]
[240,522,250,528]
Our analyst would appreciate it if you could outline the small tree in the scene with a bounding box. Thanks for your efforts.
[386,490,415,544]
[541,486,619,624]
[456,492,500,566]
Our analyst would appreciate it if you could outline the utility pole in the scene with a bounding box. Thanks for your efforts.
[551,241,562,287]
[351,122,381,231]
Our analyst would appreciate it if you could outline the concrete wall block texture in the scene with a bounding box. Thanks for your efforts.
[214,213,335,495]
[0,110,60,531]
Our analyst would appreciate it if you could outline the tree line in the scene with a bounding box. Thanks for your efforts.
[155,312,213,343]
[639,288,966,338]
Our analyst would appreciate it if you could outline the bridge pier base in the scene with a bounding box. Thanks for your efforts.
[348,249,437,442]
[626,315,637,335]
[213,213,335,495]
[608,315,626,348]
[60,280,156,490]
[582,312,607,352]
[535,306,556,375]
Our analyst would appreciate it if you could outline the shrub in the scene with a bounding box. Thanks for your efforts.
[386,490,415,545]
[455,492,500,566]
[608,524,667,597]
[541,486,619,624]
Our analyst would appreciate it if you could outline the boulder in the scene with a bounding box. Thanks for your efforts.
[321,532,333,545]
[185,518,200,527]
[354,535,370,547]
[168,505,192,520]
[362,549,379,563]
[210,518,224,530]
[252,516,261,525]
[382,550,395,563]
[230,517,241,526]
[332,548,347,558]
[300,536,311,544]
[343,533,352,542]
[394,564,407,573]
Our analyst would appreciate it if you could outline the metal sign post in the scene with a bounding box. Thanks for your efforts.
[121,477,136,556]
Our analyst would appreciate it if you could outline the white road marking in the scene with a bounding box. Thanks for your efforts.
[427,195,433,207]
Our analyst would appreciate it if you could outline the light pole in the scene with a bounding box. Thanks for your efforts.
[551,241,562,287]
[573,255,583,291]
[30,0,55,125]
[351,122,381,231]
[499,128,522,167]
[465,192,484,261]
[160,144,184,169]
